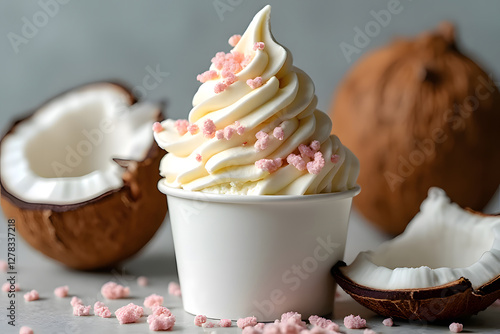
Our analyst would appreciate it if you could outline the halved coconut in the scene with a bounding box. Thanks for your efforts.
[332,187,500,321]
[0,82,168,270]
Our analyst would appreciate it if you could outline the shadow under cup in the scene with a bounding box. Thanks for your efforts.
[159,183,361,321]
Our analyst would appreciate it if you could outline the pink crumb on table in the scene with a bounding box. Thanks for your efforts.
[149,314,176,331]
[219,319,232,327]
[174,119,189,135]
[54,286,69,298]
[254,323,265,330]
[255,158,282,173]
[144,294,164,309]
[280,312,307,329]
[73,304,91,316]
[273,126,284,140]
[187,123,199,135]
[0,260,7,272]
[115,303,144,324]
[253,42,265,50]
[2,282,20,292]
[168,282,181,296]
[449,323,463,333]
[382,318,393,327]
[202,119,217,138]
[308,315,339,331]
[194,314,207,327]
[306,152,325,175]
[247,77,263,89]
[153,122,164,133]
[344,314,367,329]
[202,321,218,328]
[101,282,130,300]
[237,316,258,329]
[331,154,340,163]
[137,276,148,287]
[364,329,377,334]
[70,296,82,307]
[19,326,33,334]
[228,34,241,47]
[23,290,39,302]
[197,70,218,83]
[94,301,112,318]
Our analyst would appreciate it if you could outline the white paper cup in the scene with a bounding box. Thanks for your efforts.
[159,182,360,321]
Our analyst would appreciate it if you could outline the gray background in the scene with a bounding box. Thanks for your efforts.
[0,1,499,333]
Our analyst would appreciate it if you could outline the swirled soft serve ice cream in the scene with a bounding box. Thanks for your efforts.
[154,5,359,195]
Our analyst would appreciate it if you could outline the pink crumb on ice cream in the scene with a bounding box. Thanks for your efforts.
[449,323,463,333]
[115,303,144,324]
[153,122,164,133]
[174,119,189,135]
[197,70,218,83]
[137,276,148,287]
[73,304,91,316]
[23,290,39,302]
[2,282,20,292]
[187,123,199,135]
[273,126,284,140]
[168,282,181,296]
[237,316,258,329]
[222,72,238,86]
[216,130,224,140]
[195,153,203,162]
[254,131,270,151]
[101,282,129,300]
[94,301,111,318]
[214,82,228,94]
[306,152,325,175]
[234,121,245,135]
[253,42,265,50]
[344,315,367,329]
[331,154,340,163]
[224,126,236,140]
[298,144,315,159]
[287,154,306,171]
[144,294,164,309]
[228,34,241,47]
[382,318,393,327]
[202,119,217,138]
[54,286,69,298]
[219,319,232,327]
[194,315,207,327]
[19,326,33,334]
[247,77,263,89]
[255,158,282,173]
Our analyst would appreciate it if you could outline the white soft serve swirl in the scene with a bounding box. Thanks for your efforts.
[154,5,359,195]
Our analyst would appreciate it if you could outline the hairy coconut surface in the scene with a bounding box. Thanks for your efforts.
[332,262,500,322]
[0,83,168,270]
[330,22,500,235]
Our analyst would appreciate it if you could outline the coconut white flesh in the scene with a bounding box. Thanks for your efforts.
[342,187,500,290]
[1,84,159,205]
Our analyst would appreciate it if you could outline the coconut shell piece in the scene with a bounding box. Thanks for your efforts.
[332,261,500,322]
[0,83,168,270]
[330,22,500,235]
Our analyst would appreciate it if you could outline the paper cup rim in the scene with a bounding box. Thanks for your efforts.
[158,181,360,204]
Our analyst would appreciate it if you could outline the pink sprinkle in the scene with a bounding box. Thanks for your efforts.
[197,70,218,83]
[73,304,91,316]
[174,119,189,136]
[195,153,202,162]
[287,154,306,171]
[254,323,265,330]
[219,319,232,327]
[0,260,7,272]
[331,154,340,163]
[54,286,69,298]
[234,121,245,135]
[298,144,315,159]
[308,315,339,331]
[115,303,144,324]
[187,123,199,135]
[273,126,284,140]
[2,282,20,292]
[222,60,242,74]
[137,276,148,287]
[152,306,173,318]
[148,314,176,331]
[168,282,182,296]
[344,315,367,329]
[256,158,282,173]
[194,315,207,327]
[449,323,463,333]
[214,82,228,94]
[23,290,39,302]
[153,122,164,133]
[382,318,393,327]
[231,51,245,63]
[242,327,260,334]
[94,301,112,318]
[224,126,236,140]
[222,72,238,86]
[254,131,269,151]
[310,140,321,151]
[215,130,225,140]
[202,119,217,138]
[237,316,258,329]
[247,77,263,89]
[211,51,226,70]
[280,312,307,329]
[241,54,253,68]
[202,321,218,328]
[144,294,164,309]
[364,330,377,334]
[307,152,325,175]
[253,42,265,51]
[262,324,280,334]
[101,282,130,300]
[228,34,241,47]
[19,326,33,334]
[70,296,82,307]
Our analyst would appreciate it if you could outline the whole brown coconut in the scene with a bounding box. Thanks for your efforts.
[0,83,168,270]
[330,22,500,235]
